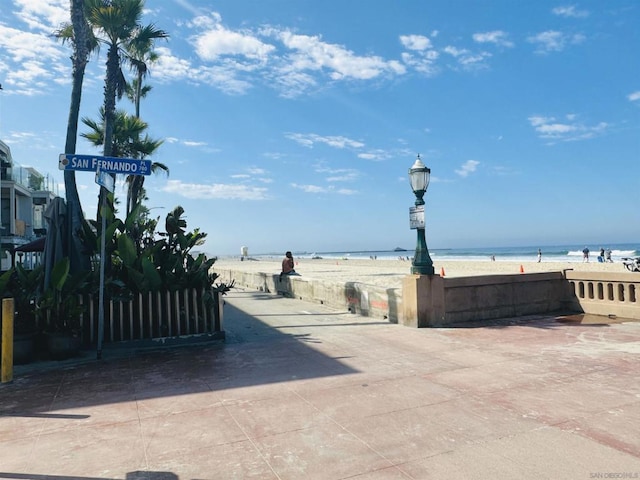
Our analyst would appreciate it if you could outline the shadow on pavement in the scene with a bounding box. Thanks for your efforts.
[1,290,359,415]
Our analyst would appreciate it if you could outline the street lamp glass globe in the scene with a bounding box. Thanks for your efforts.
[409,155,430,194]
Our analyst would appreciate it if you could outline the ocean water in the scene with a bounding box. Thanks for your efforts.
[254,243,640,264]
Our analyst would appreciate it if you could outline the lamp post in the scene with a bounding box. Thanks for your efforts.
[408,155,434,275]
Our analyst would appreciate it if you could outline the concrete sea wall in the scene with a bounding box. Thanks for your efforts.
[215,268,640,327]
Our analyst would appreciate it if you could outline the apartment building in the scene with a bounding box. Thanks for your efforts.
[0,139,59,270]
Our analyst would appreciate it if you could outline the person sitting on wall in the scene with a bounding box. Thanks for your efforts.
[280,251,297,280]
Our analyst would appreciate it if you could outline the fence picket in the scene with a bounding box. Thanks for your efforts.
[75,288,222,346]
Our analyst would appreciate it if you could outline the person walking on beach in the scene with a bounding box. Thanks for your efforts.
[582,246,590,262]
[599,247,605,262]
[280,251,296,280]
[605,249,613,262]
[537,248,542,263]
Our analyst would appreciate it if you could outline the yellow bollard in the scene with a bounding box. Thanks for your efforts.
[1,298,14,383]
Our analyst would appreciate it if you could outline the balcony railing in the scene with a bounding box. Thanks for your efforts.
[1,166,60,196]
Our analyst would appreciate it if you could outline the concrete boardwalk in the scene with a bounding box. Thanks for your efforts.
[1,288,640,479]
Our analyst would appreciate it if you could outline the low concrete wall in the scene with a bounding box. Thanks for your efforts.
[564,270,640,320]
[217,267,640,327]
[215,269,403,322]
[403,272,570,327]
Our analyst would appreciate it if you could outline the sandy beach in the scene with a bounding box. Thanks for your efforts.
[213,256,628,289]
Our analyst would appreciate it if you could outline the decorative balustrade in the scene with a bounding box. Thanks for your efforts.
[564,270,639,320]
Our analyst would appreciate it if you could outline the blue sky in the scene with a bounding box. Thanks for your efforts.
[0,0,638,256]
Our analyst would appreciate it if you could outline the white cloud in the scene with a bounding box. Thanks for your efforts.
[552,5,589,18]
[291,183,357,195]
[285,133,365,149]
[193,25,275,62]
[336,188,358,195]
[443,46,492,68]
[0,1,73,93]
[291,183,326,193]
[315,165,359,182]
[151,46,195,81]
[401,50,439,76]
[269,70,317,98]
[188,12,223,30]
[455,160,480,177]
[357,150,392,161]
[277,30,406,81]
[174,16,410,97]
[161,179,269,200]
[0,24,66,93]
[528,114,608,141]
[13,0,69,32]
[472,31,514,48]
[231,167,271,183]
[400,34,439,75]
[527,30,586,54]
[152,46,255,95]
[400,34,432,51]
[628,91,640,102]
[1,129,61,153]
[0,26,63,63]
[196,64,254,95]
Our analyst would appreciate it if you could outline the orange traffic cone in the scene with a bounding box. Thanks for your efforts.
[519,265,524,273]
[440,267,446,277]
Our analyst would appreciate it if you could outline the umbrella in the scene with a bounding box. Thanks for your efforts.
[43,197,67,290]
[11,236,46,268]
[12,236,46,253]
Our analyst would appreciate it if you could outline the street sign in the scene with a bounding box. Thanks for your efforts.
[95,168,115,193]
[59,153,151,175]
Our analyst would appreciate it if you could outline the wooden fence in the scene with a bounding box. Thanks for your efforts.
[77,287,224,346]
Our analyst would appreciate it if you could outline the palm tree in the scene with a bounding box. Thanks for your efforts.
[84,0,168,221]
[81,108,161,157]
[81,108,168,217]
[125,77,153,118]
[55,0,97,275]
[82,108,164,254]
[126,160,169,216]
[123,31,169,216]
[125,38,160,119]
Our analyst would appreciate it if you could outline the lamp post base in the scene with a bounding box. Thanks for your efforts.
[412,228,434,275]
[411,265,435,275]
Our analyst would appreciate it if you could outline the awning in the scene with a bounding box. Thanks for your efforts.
[12,236,46,253]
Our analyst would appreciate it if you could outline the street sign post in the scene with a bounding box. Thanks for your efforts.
[59,153,151,175]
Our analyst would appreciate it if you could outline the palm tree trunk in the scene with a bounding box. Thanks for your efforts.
[64,0,91,274]
[97,43,120,225]
[135,72,142,118]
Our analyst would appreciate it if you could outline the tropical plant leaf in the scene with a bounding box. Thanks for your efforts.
[0,268,14,297]
[117,233,137,267]
[141,256,162,290]
[50,258,70,292]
